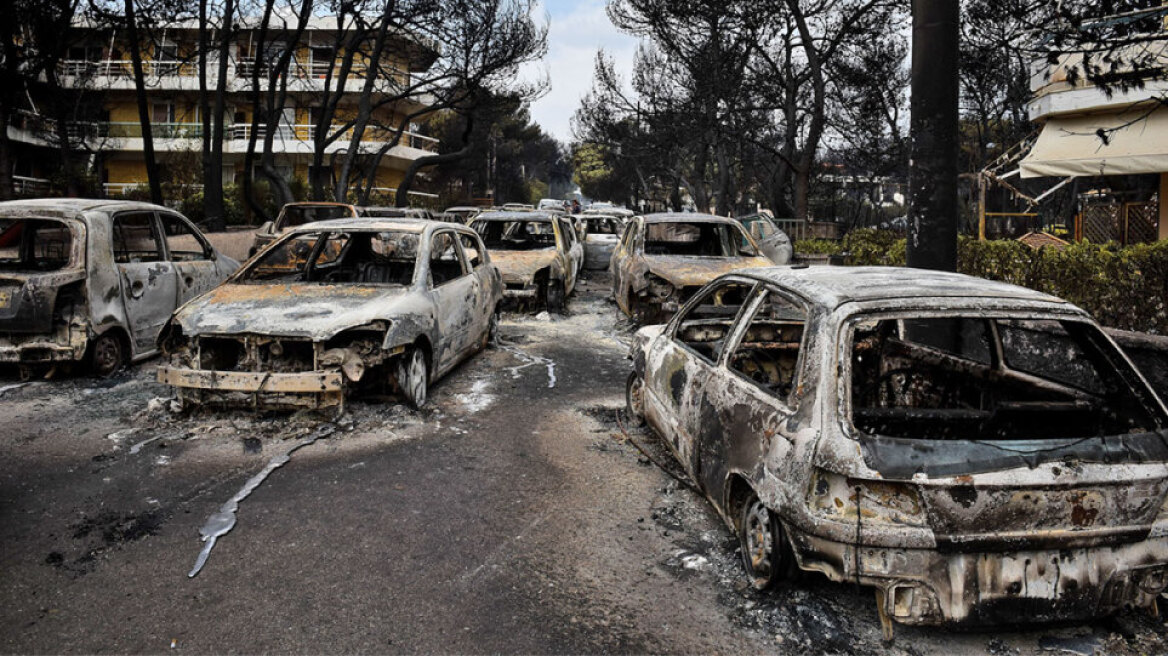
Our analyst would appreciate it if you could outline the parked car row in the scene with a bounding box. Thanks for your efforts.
[5,198,1168,636]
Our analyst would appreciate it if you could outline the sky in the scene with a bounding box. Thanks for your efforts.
[523,0,640,144]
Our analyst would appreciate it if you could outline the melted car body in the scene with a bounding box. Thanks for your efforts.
[610,213,771,323]
[627,266,1168,631]
[0,199,239,376]
[468,211,583,313]
[159,219,501,410]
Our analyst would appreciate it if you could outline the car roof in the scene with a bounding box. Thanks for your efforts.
[731,266,1072,312]
[291,218,474,234]
[642,212,737,225]
[0,198,175,218]
[474,210,560,221]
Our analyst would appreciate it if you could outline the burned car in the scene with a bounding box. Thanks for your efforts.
[468,211,583,314]
[0,199,238,377]
[736,212,793,265]
[626,266,1168,634]
[580,214,625,271]
[610,213,770,323]
[248,202,360,256]
[158,219,501,410]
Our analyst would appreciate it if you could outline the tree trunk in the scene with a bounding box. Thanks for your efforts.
[198,0,214,218]
[394,114,474,206]
[0,102,13,200]
[124,0,163,205]
[907,0,959,271]
[204,0,235,231]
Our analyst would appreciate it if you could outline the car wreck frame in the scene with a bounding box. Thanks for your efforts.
[158,218,502,411]
[468,210,583,314]
[0,199,238,377]
[627,266,1168,636]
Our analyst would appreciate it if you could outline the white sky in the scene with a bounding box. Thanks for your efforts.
[523,0,639,144]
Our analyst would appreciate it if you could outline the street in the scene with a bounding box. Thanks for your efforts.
[2,273,1166,655]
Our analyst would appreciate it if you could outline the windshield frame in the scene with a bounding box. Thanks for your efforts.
[232,228,424,286]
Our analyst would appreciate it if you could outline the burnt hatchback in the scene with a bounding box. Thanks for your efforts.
[626,266,1168,634]
[0,199,238,376]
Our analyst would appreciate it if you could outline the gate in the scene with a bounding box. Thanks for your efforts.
[1078,200,1159,245]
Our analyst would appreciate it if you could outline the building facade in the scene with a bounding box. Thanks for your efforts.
[8,16,441,204]
[1020,7,1168,243]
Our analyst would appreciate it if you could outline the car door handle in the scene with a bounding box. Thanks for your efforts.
[184,275,194,287]
[129,279,145,298]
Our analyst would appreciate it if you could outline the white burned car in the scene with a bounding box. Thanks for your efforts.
[158,219,501,410]
[0,199,238,376]
[626,266,1168,632]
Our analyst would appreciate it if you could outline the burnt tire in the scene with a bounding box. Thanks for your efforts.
[546,280,567,315]
[487,308,500,348]
[88,332,126,378]
[397,346,429,409]
[738,494,794,591]
[625,371,647,428]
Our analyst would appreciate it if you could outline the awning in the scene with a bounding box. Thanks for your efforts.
[1020,107,1168,178]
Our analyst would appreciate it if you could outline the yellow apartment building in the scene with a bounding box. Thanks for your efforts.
[10,15,440,203]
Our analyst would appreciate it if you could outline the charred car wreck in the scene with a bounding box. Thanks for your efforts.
[0,199,238,377]
[158,219,501,410]
[468,211,583,314]
[610,213,771,324]
[627,266,1168,635]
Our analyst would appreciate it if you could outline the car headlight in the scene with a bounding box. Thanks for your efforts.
[644,274,675,299]
[810,469,927,527]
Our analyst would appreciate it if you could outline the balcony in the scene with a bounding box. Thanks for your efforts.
[58,57,411,93]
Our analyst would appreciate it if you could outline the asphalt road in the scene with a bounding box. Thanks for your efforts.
[2,273,1166,655]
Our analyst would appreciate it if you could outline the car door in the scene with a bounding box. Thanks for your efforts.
[456,231,497,347]
[427,229,474,371]
[556,216,583,292]
[111,210,178,353]
[644,279,759,479]
[610,219,640,308]
[159,212,220,304]
[696,286,809,506]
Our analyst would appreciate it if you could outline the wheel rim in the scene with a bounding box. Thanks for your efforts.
[744,500,775,581]
[92,336,122,376]
[409,350,427,406]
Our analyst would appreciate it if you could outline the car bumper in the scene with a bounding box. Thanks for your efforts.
[0,333,88,365]
[787,524,1168,626]
[157,366,344,409]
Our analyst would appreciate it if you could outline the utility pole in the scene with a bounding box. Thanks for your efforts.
[907,0,959,271]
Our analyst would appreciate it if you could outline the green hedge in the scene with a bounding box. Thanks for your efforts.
[836,229,1168,335]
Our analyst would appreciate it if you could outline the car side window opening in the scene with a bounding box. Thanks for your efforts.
[0,218,73,272]
[558,218,577,248]
[849,315,1162,441]
[112,212,163,263]
[160,214,211,261]
[458,233,483,268]
[619,222,638,249]
[673,281,756,363]
[727,290,807,399]
[242,230,419,285]
[429,232,467,286]
[644,222,757,257]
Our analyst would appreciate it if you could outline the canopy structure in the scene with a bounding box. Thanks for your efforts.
[1020,107,1168,178]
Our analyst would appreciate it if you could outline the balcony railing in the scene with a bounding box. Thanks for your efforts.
[60,59,196,78]
[13,176,51,196]
[228,123,438,152]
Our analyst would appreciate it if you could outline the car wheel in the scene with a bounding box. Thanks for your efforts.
[546,279,567,315]
[397,347,428,409]
[88,332,126,378]
[738,494,792,590]
[486,308,500,348]
[625,372,647,428]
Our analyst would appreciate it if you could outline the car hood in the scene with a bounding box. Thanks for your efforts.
[490,250,559,280]
[172,283,413,339]
[644,255,772,287]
